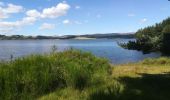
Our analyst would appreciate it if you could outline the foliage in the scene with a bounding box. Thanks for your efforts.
[162,25,170,33]
[1,49,170,100]
[122,17,170,54]
[0,49,111,100]
[40,57,170,100]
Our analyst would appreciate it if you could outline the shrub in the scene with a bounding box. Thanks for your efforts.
[0,49,111,100]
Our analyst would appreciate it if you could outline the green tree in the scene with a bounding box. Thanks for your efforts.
[162,25,170,33]
[123,17,170,54]
[162,25,170,54]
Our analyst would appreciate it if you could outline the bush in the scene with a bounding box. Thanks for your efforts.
[0,49,111,100]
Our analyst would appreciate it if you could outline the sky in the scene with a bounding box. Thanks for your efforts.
[0,0,170,36]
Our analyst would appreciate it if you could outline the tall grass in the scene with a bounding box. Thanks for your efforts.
[0,49,111,100]
[140,57,170,65]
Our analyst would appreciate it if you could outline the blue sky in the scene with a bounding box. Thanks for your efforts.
[0,0,170,36]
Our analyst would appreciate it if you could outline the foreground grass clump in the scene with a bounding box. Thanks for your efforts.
[0,49,111,100]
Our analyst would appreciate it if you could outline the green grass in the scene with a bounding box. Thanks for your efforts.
[0,49,111,100]
[1,50,170,100]
[39,57,170,100]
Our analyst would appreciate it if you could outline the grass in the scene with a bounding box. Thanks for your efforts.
[0,49,170,100]
[111,58,170,100]
[39,57,170,100]
[0,49,111,100]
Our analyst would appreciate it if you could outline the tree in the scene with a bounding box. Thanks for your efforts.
[161,25,170,54]
[162,25,170,33]
[123,17,170,54]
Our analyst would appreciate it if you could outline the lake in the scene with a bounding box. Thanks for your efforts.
[0,39,161,64]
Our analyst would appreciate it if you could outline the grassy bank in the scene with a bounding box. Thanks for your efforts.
[0,50,170,100]
[0,50,111,100]
[39,57,170,100]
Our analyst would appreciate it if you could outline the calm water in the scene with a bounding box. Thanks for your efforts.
[0,39,161,64]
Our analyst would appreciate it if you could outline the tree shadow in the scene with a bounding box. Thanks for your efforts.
[119,72,170,100]
[89,72,170,100]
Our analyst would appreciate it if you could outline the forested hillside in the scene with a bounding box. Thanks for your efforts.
[122,17,170,54]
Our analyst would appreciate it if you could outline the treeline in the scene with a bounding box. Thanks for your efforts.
[0,35,76,40]
[0,35,33,40]
[0,33,134,40]
[80,33,134,39]
[0,35,71,40]
[121,17,170,54]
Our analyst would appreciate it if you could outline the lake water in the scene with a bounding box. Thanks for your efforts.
[0,39,161,64]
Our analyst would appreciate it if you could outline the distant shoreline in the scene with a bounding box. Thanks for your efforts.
[73,37,96,40]
[0,33,134,40]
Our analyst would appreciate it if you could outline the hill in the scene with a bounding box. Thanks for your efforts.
[0,33,134,40]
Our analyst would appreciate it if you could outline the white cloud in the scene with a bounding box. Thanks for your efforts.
[4,4,23,13]
[140,18,147,23]
[25,2,70,19]
[0,2,70,34]
[63,19,83,25]
[21,17,37,25]
[0,21,20,28]
[0,1,70,20]
[63,19,70,24]
[0,17,36,34]
[26,10,41,18]
[75,6,80,9]
[39,23,55,30]
[0,16,37,28]
[41,2,70,18]
[0,8,8,18]
[128,13,135,17]
[0,3,23,19]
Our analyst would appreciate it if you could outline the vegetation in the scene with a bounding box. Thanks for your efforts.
[39,57,170,100]
[120,17,170,54]
[0,33,134,40]
[0,49,111,100]
[0,49,170,100]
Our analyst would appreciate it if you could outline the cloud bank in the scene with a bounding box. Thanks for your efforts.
[0,1,70,33]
